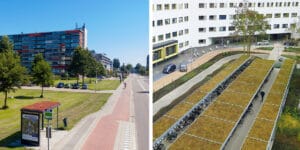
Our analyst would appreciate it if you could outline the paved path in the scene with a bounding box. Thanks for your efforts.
[268,43,284,60]
[21,86,115,93]
[224,68,279,150]
[153,54,243,116]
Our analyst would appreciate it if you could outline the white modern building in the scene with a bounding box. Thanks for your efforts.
[152,0,300,54]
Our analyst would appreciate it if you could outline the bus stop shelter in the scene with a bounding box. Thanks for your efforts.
[20,101,60,146]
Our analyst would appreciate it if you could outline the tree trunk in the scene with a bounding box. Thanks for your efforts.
[40,84,44,98]
[77,74,79,84]
[82,73,85,85]
[3,91,8,109]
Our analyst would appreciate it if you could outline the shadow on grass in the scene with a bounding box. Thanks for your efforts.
[0,131,24,148]
[14,96,38,100]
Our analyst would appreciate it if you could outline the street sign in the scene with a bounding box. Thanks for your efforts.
[45,110,52,120]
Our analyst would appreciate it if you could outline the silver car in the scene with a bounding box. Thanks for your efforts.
[179,63,187,72]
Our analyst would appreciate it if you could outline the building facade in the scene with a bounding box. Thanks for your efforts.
[90,50,113,70]
[152,0,300,53]
[1,25,87,74]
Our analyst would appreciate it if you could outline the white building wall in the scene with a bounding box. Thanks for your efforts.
[152,0,300,52]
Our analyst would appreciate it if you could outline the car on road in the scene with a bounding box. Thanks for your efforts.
[163,64,176,74]
[64,83,70,88]
[179,63,187,72]
[56,82,64,88]
[82,84,88,89]
[71,83,80,89]
[256,40,269,46]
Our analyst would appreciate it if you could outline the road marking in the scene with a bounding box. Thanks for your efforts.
[137,78,146,91]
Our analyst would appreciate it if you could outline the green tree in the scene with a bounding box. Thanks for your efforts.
[87,56,106,77]
[135,63,142,72]
[126,64,133,73]
[232,8,269,55]
[32,54,53,98]
[113,58,120,70]
[0,36,27,109]
[69,47,90,84]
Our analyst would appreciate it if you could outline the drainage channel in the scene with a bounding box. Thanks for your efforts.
[153,57,254,150]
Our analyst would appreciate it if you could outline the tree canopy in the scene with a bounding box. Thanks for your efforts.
[232,8,269,54]
[113,58,120,69]
[0,36,27,108]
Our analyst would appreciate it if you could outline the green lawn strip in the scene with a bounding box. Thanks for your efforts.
[284,47,300,53]
[255,47,274,51]
[54,79,120,90]
[273,56,300,149]
[0,89,111,147]
[153,51,242,102]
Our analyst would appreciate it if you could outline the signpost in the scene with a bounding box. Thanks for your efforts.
[45,109,52,150]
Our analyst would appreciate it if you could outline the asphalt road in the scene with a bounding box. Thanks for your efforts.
[131,74,149,150]
[153,44,243,81]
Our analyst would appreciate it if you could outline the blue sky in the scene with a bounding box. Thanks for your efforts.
[0,0,148,66]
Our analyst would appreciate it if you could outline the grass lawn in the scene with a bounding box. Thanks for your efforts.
[273,56,300,149]
[284,47,300,53]
[54,79,120,91]
[255,47,274,51]
[0,89,111,148]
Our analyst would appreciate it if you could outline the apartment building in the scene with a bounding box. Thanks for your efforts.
[0,25,87,74]
[152,0,300,62]
[90,50,113,70]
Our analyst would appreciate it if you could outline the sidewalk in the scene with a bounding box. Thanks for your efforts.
[52,77,132,150]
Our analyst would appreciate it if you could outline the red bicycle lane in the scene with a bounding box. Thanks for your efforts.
[82,81,131,150]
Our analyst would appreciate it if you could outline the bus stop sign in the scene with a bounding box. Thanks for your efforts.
[45,110,52,120]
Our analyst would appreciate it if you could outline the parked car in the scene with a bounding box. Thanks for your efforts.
[256,40,269,46]
[56,82,64,88]
[71,83,80,89]
[163,64,176,74]
[82,84,88,89]
[179,63,187,72]
[64,83,70,88]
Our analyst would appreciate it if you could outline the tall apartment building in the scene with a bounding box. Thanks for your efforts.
[152,0,300,62]
[90,50,113,70]
[0,25,87,74]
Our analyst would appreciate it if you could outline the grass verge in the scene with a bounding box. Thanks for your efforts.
[0,89,111,148]
[153,51,242,102]
[256,47,274,51]
[284,47,300,53]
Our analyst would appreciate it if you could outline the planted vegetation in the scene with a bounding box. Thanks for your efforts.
[242,59,295,150]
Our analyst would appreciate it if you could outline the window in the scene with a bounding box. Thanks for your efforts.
[229,26,235,31]
[271,2,274,7]
[152,21,155,27]
[199,15,206,20]
[179,17,183,23]
[219,26,226,31]
[184,3,188,9]
[179,43,183,48]
[288,2,291,6]
[184,29,189,34]
[199,3,205,8]
[267,2,270,7]
[172,31,177,37]
[296,2,299,6]
[258,3,262,7]
[153,50,161,61]
[157,20,163,26]
[248,3,252,7]
[273,24,280,29]
[172,4,177,9]
[209,15,216,20]
[185,41,189,46]
[291,23,296,29]
[266,14,272,18]
[198,39,206,44]
[157,4,162,10]
[152,36,155,43]
[219,15,226,20]
[158,35,163,41]
[184,16,189,22]
[166,45,176,56]
[239,3,243,7]
[283,13,289,18]
[209,27,216,32]
[292,13,297,17]
[279,2,282,7]
[165,33,171,39]
[275,2,278,7]
[220,3,225,8]
[165,19,170,25]
[229,3,234,7]
[164,4,170,10]
[275,13,281,18]
[229,15,235,20]
[172,18,177,24]
[282,24,288,28]
[179,30,183,36]
[198,28,206,32]
[209,3,216,8]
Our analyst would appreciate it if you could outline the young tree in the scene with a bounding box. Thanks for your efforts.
[232,8,269,55]
[32,54,53,98]
[87,56,105,77]
[0,36,27,109]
